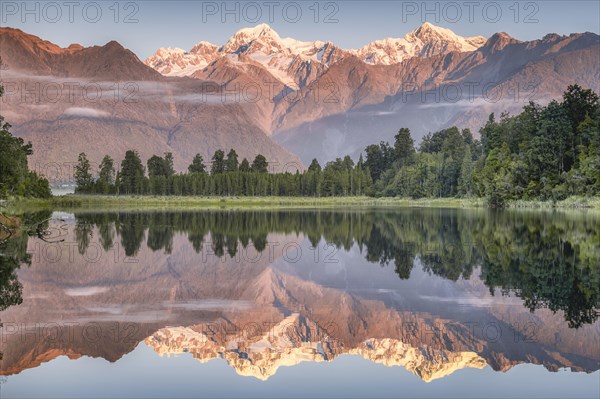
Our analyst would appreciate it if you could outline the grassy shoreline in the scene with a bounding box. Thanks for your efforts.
[5,195,600,212]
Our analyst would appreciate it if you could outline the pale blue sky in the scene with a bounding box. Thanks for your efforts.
[2,1,599,59]
[3,343,600,398]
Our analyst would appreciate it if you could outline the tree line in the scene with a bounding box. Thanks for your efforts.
[74,85,599,206]
[75,148,373,197]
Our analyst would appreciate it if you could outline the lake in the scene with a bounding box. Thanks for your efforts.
[0,208,598,398]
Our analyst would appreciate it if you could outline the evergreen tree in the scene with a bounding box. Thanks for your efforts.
[163,152,175,177]
[308,158,322,172]
[225,149,239,172]
[530,101,571,193]
[481,143,514,207]
[74,153,94,193]
[342,155,355,170]
[578,107,600,149]
[211,150,225,175]
[394,127,416,165]
[98,156,115,185]
[148,155,166,177]
[365,142,393,181]
[251,154,268,173]
[97,155,115,193]
[120,150,145,194]
[479,113,499,156]
[0,130,29,196]
[239,158,250,172]
[357,154,364,170]
[147,153,175,178]
[188,154,207,174]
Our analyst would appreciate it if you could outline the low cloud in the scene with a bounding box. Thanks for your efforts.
[163,299,253,310]
[63,107,110,118]
[64,286,110,296]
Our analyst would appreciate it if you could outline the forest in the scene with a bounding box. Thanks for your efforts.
[73,85,599,207]
[366,84,599,205]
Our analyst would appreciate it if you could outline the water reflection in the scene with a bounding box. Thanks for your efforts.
[68,209,600,328]
[0,208,598,383]
[0,211,51,312]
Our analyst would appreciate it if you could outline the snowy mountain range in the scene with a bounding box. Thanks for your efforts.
[0,23,598,175]
[144,22,487,86]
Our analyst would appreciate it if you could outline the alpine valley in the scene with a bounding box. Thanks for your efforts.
[0,23,598,177]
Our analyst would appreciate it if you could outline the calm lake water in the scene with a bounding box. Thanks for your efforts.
[1,208,599,398]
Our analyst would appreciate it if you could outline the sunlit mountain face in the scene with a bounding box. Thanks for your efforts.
[0,209,598,397]
[0,21,598,177]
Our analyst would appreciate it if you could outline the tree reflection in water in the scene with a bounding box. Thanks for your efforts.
[2,209,599,328]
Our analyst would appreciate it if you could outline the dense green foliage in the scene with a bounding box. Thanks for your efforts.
[370,85,599,206]
[375,126,481,199]
[477,86,600,204]
[0,84,51,199]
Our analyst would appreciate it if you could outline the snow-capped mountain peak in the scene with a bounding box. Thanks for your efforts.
[145,43,219,77]
[413,21,454,38]
[411,21,487,49]
[144,23,340,85]
[191,41,218,53]
[144,22,487,80]
[153,47,186,57]
[235,23,278,39]
[352,22,487,65]
[221,23,283,53]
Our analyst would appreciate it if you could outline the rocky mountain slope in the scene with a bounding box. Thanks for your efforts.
[1,24,598,176]
[274,31,600,163]
[144,23,598,163]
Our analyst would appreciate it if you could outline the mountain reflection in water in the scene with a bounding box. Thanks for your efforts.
[0,208,598,383]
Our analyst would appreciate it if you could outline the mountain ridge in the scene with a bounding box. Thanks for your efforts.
[0,27,162,80]
[144,22,489,84]
[0,27,304,177]
[0,25,598,176]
